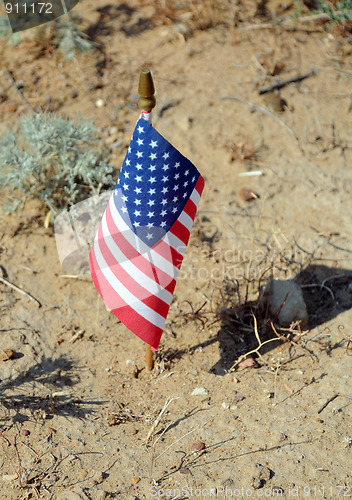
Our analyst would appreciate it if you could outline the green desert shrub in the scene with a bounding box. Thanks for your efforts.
[315,0,352,21]
[0,12,93,59]
[53,14,94,60]
[0,112,116,213]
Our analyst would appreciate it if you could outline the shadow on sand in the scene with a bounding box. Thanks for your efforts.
[212,264,352,374]
[159,264,351,375]
[0,355,105,423]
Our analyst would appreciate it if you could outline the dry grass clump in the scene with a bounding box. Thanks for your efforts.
[138,0,239,32]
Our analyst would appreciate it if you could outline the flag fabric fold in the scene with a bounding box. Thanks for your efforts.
[89,117,204,350]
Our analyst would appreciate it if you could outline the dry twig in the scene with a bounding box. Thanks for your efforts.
[0,276,42,307]
[230,314,280,371]
[146,397,177,443]
[3,67,33,111]
[221,95,297,139]
[257,70,316,95]
[317,393,352,414]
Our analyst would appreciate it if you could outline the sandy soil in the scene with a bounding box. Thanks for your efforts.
[0,0,351,498]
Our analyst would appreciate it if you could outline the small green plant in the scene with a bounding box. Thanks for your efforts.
[53,13,94,60]
[314,0,352,21]
[0,112,117,214]
[0,12,93,59]
[0,16,21,45]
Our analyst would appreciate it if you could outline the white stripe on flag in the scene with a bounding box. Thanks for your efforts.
[190,187,201,206]
[164,231,187,255]
[178,210,194,232]
[100,212,173,304]
[93,235,167,329]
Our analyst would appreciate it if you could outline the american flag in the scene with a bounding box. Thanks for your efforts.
[89,117,204,350]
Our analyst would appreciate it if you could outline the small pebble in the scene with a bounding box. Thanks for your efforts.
[253,477,264,489]
[191,387,208,396]
[222,402,238,410]
[190,441,206,452]
[343,436,352,447]
[96,492,107,500]
[79,469,88,480]
[21,429,30,436]
[239,187,259,202]
[234,394,245,402]
[223,478,235,488]
[0,349,14,361]
[2,474,18,482]
[253,463,271,482]
[263,92,287,112]
[179,467,191,474]
[272,486,284,494]
[92,471,104,483]
[132,476,140,484]
[238,356,259,369]
[95,99,105,108]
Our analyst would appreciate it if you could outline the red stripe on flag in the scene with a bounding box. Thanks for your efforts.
[90,248,128,311]
[183,198,197,220]
[111,304,163,350]
[195,174,205,195]
[179,175,204,221]
[153,239,184,269]
[169,219,190,245]
[89,252,163,350]
[96,223,171,318]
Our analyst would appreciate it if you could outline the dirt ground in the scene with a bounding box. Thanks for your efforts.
[0,0,352,498]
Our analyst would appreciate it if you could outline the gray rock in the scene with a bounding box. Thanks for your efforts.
[252,463,273,489]
[192,387,208,396]
[92,470,105,483]
[261,279,308,327]
[252,477,264,489]
[57,488,89,500]
[222,478,235,488]
[254,463,272,481]
[95,492,108,500]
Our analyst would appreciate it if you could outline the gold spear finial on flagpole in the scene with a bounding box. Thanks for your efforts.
[138,67,156,113]
[138,67,156,371]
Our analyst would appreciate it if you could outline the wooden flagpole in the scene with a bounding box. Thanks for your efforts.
[138,67,156,371]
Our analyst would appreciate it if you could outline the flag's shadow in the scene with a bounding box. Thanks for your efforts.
[211,264,352,375]
[0,355,104,423]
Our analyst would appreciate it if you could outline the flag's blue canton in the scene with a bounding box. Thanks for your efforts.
[113,118,200,247]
